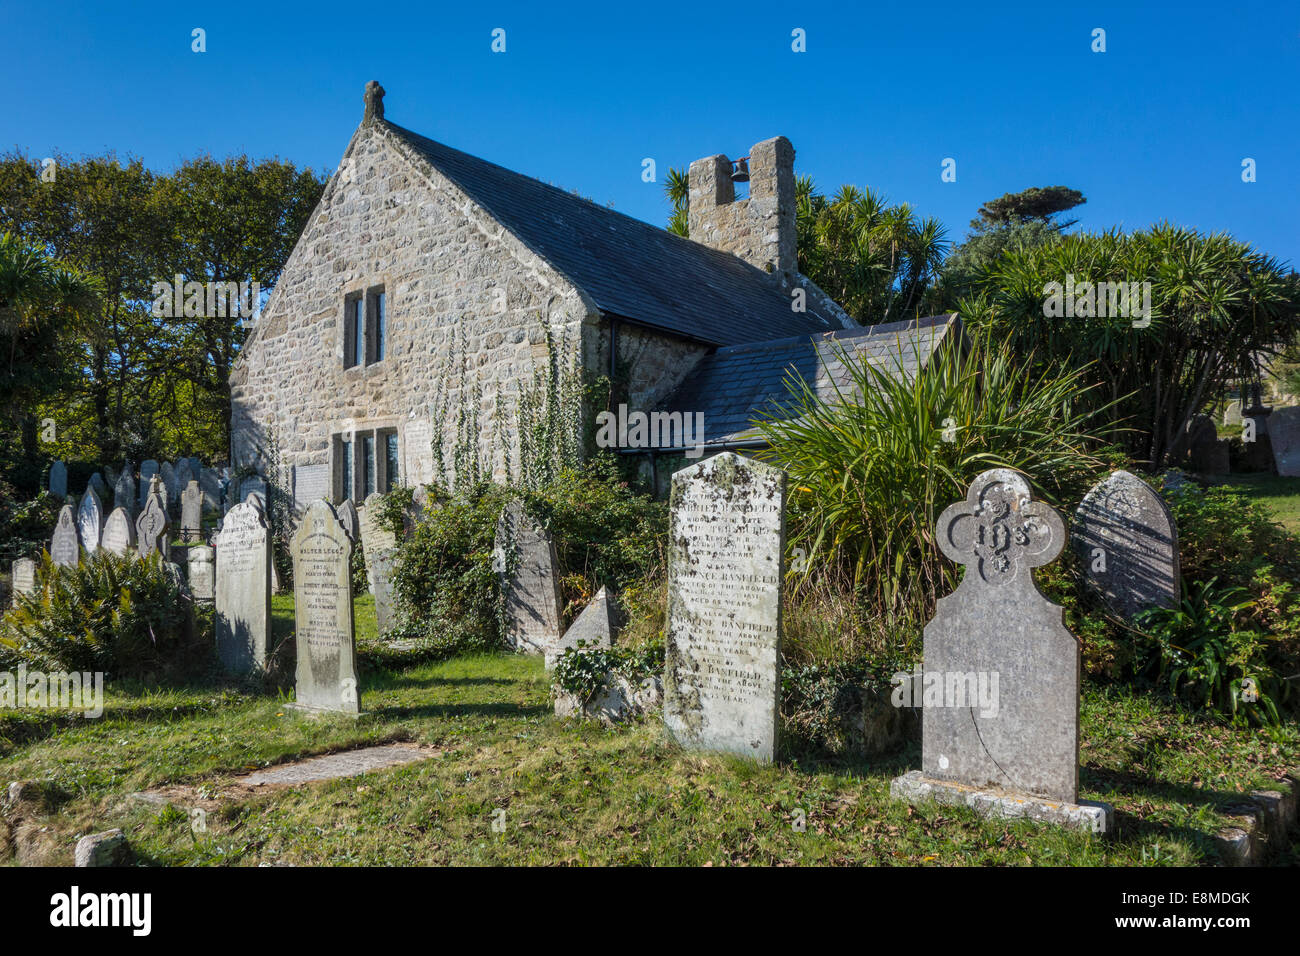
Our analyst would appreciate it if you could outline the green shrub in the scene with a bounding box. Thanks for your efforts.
[386,460,666,653]
[0,551,204,680]
[757,324,1106,618]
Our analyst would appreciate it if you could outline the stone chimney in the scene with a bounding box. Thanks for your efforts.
[687,136,796,273]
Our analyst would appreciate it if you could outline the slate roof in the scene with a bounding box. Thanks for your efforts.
[384,121,841,346]
[654,313,963,449]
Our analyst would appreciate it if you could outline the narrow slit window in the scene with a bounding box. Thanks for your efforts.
[374,291,386,362]
[384,432,399,492]
[362,434,377,498]
[341,439,354,501]
[352,298,366,367]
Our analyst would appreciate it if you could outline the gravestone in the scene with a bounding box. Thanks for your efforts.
[186,457,202,481]
[493,500,564,656]
[214,500,272,674]
[337,499,359,544]
[242,476,267,505]
[88,472,110,504]
[175,459,195,497]
[51,505,80,567]
[890,469,1110,831]
[11,558,36,605]
[545,585,619,670]
[358,494,397,634]
[180,480,204,542]
[1074,470,1179,620]
[139,460,159,505]
[1187,415,1230,475]
[187,545,214,603]
[159,461,178,514]
[1223,400,1243,426]
[199,467,221,513]
[293,463,330,511]
[1271,406,1300,477]
[49,460,68,498]
[135,490,169,559]
[113,467,136,520]
[104,464,119,488]
[101,507,137,557]
[77,486,105,556]
[663,452,785,763]
[290,499,359,713]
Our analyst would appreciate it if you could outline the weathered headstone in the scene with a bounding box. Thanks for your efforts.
[51,505,80,567]
[180,480,204,542]
[139,460,159,506]
[185,456,202,480]
[101,507,137,557]
[135,490,169,559]
[77,486,105,556]
[546,585,619,670]
[890,469,1109,831]
[187,545,214,603]
[1074,470,1179,620]
[290,500,359,713]
[358,494,397,634]
[663,453,785,763]
[214,500,272,674]
[1187,414,1230,475]
[337,499,359,544]
[1223,399,1243,426]
[199,467,221,513]
[241,476,267,504]
[11,558,36,605]
[493,500,564,656]
[175,460,195,502]
[49,460,68,499]
[113,467,136,520]
[293,463,330,511]
[1270,406,1300,477]
[159,461,178,513]
[88,472,110,504]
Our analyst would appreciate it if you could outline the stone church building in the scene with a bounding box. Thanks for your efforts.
[230,81,956,503]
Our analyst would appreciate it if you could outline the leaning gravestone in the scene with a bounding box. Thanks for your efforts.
[51,505,80,567]
[49,460,68,499]
[337,499,359,544]
[180,480,204,542]
[545,585,619,670]
[663,452,785,763]
[1074,470,1179,620]
[199,467,221,513]
[1271,406,1300,477]
[135,489,169,559]
[214,500,272,674]
[77,486,105,556]
[290,499,359,713]
[890,469,1111,833]
[159,461,178,514]
[493,500,564,656]
[358,494,397,634]
[113,467,136,520]
[101,507,137,557]
[11,558,36,605]
[187,545,214,603]
[139,460,159,506]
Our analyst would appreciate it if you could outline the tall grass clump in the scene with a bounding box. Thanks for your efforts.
[757,322,1108,620]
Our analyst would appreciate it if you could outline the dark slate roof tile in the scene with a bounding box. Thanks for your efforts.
[384,122,840,346]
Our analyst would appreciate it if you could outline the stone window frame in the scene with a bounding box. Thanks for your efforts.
[339,277,391,371]
[330,419,402,503]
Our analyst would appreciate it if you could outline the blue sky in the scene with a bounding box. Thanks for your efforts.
[3,1,1297,265]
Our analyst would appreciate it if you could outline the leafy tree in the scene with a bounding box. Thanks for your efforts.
[973,185,1086,230]
[963,225,1300,468]
[663,168,947,323]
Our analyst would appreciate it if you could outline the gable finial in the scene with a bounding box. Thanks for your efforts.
[363,81,386,123]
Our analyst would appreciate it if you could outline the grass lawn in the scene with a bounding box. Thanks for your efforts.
[1209,474,1300,533]
[2,599,1297,866]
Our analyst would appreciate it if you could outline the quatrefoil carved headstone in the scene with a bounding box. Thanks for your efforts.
[937,469,1064,588]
